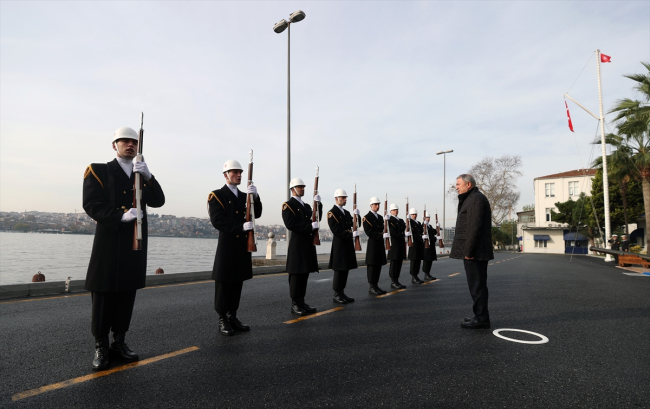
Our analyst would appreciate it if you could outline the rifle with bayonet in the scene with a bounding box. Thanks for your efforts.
[132,112,144,251]
[246,149,257,252]
[353,184,362,251]
[405,196,413,248]
[423,204,430,249]
[384,193,391,250]
[435,211,444,248]
[312,167,320,245]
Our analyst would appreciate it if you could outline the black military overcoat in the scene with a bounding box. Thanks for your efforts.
[407,218,424,261]
[327,206,359,271]
[208,185,263,282]
[282,197,322,275]
[386,216,406,261]
[83,159,165,293]
[423,224,439,262]
[449,187,494,261]
[362,211,387,266]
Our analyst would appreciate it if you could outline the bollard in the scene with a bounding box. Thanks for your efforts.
[155,268,164,275]
[266,232,277,260]
[32,271,45,282]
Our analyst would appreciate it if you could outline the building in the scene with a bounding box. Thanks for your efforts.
[521,169,596,254]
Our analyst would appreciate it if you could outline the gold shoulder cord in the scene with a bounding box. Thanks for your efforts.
[282,202,296,215]
[328,211,339,223]
[208,192,225,209]
[84,165,104,189]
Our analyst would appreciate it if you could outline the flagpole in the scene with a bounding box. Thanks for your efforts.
[596,49,613,262]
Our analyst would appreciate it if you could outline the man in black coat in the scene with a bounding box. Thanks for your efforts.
[387,204,407,289]
[620,235,630,252]
[422,212,438,281]
[327,188,359,304]
[450,174,494,329]
[407,208,425,284]
[362,197,388,295]
[282,177,322,316]
[609,234,620,263]
[208,159,262,336]
[83,126,165,370]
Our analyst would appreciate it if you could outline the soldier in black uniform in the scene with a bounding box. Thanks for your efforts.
[386,203,407,289]
[362,197,388,295]
[609,234,620,263]
[328,188,359,304]
[621,235,630,252]
[407,208,425,284]
[208,159,262,336]
[282,177,322,316]
[421,212,438,281]
[83,126,165,370]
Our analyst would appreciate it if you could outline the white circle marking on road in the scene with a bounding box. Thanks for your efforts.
[493,328,549,344]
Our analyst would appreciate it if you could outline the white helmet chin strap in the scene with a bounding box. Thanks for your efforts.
[224,172,232,184]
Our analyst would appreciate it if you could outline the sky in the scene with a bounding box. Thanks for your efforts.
[1,1,649,227]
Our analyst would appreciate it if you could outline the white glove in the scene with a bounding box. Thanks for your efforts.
[247,184,258,196]
[243,221,254,231]
[422,235,429,240]
[383,233,390,239]
[121,208,142,223]
[353,231,359,238]
[354,208,361,216]
[424,220,429,225]
[436,222,441,227]
[405,231,412,237]
[313,194,321,202]
[384,214,390,221]
[133,159,152,181]
[312,222,319,230]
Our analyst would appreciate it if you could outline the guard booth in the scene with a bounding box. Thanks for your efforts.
[564,231,588,254]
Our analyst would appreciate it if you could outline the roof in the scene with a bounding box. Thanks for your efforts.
[534,169,597,180]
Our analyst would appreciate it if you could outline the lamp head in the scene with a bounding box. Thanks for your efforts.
[273,19,288,33]
[289,10,306,23]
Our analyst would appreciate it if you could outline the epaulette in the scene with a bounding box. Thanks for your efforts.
[327,211,339,223]
[84,165,104,189]
[363,216,373,226]
[208,192,225,209]
[282,202,295,215]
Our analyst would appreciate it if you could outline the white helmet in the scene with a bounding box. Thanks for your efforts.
[290,178,306,189]
[334,188,348,197]
[112,127,139,143]
[369,197,380,205]
[389,203,399,211]
[223,160,243,173]
[423,211,430,218]
[409,208,418,215]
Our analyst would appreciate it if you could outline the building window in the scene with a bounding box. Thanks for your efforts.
[545,183,555,197]
[568,181,579,196]
[535,240,548,248]
[545,208,553,222]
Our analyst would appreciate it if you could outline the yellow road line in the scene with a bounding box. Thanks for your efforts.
[284,307,344,324]
[253,272,287,278]
[0,293,89,305]
[11,346,200,401]
[143,280,212,290]
[448,273,460,277]
[421,279,439,285]
[376,289,406,298]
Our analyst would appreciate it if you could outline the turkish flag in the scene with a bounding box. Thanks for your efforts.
[565,100,574,132]
[601,53,611,63]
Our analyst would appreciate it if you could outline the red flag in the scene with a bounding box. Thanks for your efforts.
[601,53,611,63]
[565,100,574,132]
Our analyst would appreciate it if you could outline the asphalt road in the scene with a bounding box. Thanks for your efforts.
[1,252,649,408]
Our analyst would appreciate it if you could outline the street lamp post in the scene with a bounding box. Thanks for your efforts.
[274,10,306,241]
[436,149,453,245]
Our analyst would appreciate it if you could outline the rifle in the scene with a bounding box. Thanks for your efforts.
[353,184,362,251]
[405,197,413,248]
[435,210,444,248]
[312,166,320,245]
[384,193,391,250]
[423,204,430,249]
[246,149,257,252]
[132,112,144,251]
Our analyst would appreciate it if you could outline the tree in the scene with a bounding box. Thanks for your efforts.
[13,223,30,231]
[589,169,644,234]
[468,155,523,225]
[491,227,511,247]
[522,204,534,211]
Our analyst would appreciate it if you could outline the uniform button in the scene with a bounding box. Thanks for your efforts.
[236,235,239,238]
[123,191,126,194]
[236,211,238,214]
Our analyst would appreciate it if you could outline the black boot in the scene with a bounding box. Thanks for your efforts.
[341,292,355,302]
[291,300,308,316]
[424,273,436,281]
[369,285,383,295]
[110,333,139,362]
[218,317,235,336]
[390,282,400,290]
[333,292,347,304]
[92,337,110,370]
[299,298,317,314]
[227,312,250,331]
[411,275,424,284]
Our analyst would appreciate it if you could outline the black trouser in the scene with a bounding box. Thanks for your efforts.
[422,260,432,274]
[289,274,309,301]
[214,281,243,317]
[91,291,137,339]
[367,265,382,285]
[389,259,403,282]
[409,260,421,277]
[333,270,349,292]
[464,259,489,322]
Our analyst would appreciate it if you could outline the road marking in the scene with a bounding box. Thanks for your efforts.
[376,289,406,298]
[144,280,212,289]
[11,346,200,401]
[0,293,89,305]
[284,307,344,324]
[314,278,332,282]
[421,279,439,285]
[448,273,460,277]
[253,272,287,278]
[493,329,549,345]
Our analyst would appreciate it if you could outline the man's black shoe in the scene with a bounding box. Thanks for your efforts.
[299,299,317,314]
[341,293,355,302]
[110,333,139,362]
[219,317,235,336]
[291,302,308,316]
[463,317,473,322]
[369,285,383,295]
[390,282,401,290]
[227,313,250,331]
[411,276,424,284]
[333,293,348,304]
[424,274,436,281]
[397,282,407,289]
[461,319,491,329]
[92,338,110,370]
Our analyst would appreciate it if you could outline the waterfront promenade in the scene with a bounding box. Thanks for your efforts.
[1,253,648,408]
